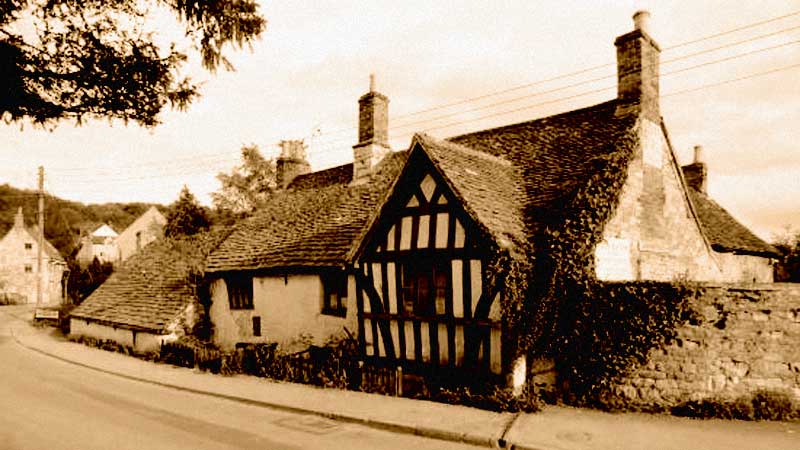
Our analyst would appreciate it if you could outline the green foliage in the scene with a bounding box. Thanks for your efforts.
[557,282,696,405]
[212,145,277,215]
[1,0,265,126]
[773,230,800,282]
[493,129,639,362]
[0,183,160,258]
[164,186,210,237]
[67,257,114,304]
[485,128,702,405]
[434,385,542,413]
[672,389,799,421]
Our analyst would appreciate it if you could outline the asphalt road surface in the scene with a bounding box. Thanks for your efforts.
[0,309,482,450]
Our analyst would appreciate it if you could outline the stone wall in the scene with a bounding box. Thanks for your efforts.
[614,284,800,407]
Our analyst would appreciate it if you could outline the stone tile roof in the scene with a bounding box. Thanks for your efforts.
[410,100,636,249]
[288,164,353,190]
[206,152,408,273]
[413,134,529,248]
[448,100,636,215]
[71,229,231,332]
[688,189,779,257]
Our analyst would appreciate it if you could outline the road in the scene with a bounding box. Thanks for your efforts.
[0,308,482,450]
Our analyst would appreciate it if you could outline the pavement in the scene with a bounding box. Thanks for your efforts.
[6,305,800,450]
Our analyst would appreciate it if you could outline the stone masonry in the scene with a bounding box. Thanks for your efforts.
[614,284,800,407]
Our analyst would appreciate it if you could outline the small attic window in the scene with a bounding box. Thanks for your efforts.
[24,243,32,250]
[24,265,32,273]
[322,270,347,317]
[226,274,254,310]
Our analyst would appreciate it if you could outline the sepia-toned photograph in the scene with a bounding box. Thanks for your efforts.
[0,1,798,449]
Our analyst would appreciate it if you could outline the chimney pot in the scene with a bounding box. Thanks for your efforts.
[614,11,661,121]
[276,139,311,189]
[353,76,390,184]
[13,207,24,229]
[633,10,651,33]
[693,145,704,164]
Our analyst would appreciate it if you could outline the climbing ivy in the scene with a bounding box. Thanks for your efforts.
[488,125,697,404]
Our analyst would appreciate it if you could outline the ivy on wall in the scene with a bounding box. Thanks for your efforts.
[487,123,698,404]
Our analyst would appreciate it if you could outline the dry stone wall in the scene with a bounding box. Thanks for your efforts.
[615,284,800,407]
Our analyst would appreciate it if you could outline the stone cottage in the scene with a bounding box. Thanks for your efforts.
[349,11,779,388]
[115,206,166,263]
[70,231,227,353]
[76,223,119,267]
[0,208,66,304]
[205,12,778,388]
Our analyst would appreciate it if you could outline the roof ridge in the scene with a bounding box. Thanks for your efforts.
[415,133,512,167]
[446,99,618,142]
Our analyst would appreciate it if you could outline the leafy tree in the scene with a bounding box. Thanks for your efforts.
[66,257,113,304]
[1,0,265,127]
[212,144,276,215]
[773,229,800,282]
[165,186,209,237]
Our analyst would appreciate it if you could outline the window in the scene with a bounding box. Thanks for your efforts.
[401,257,450,316]
[225,274,253,310]
[252,316,262,336]
[322,270,348,316]
[24,265,32,273]
[24,243,32,250]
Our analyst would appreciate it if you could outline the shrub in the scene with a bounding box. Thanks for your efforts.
[751,390,797,421]
[434,385,542,413]
[672,390,798,421]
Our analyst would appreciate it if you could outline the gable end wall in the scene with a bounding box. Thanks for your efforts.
[598,120,722,282]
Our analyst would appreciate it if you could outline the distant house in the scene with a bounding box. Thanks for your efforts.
[204,12,778,388]
[116,206,166,263]
[76,223,119,266]
[69,231,227,353]
[0,208,66,304]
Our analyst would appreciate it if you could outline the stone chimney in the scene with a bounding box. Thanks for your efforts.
[682,145,708,193]
[13,207,24,229]
[352,74,391,185]
[276,140,311,189]
[614,10,661,121]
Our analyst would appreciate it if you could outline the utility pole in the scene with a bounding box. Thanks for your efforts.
[36,166,44,307]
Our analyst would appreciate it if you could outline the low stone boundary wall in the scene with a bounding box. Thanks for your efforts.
[615,283,800,406]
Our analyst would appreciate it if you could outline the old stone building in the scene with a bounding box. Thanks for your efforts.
[115,206,166,263]
[75,223,119,267]
[70,231,227,353]
[204,11,778,391]
[0,208,66,304]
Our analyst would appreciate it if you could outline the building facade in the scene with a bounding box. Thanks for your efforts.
[0,208,66,304]
[116,206,166,263]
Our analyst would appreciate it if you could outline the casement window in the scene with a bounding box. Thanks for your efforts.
[24,265,32,273]
[252,316,262,336]
[400,257,450,317]
[322,270,348,317]
[225,274,253,310]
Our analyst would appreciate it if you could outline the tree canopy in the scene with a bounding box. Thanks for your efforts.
[165,185,209,237]
[212,144,276,215]
[1,0,265,127]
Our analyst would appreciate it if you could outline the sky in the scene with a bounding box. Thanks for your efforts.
[0,0,798,242]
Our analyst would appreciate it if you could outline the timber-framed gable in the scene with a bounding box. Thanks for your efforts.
[354,144,503,377]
